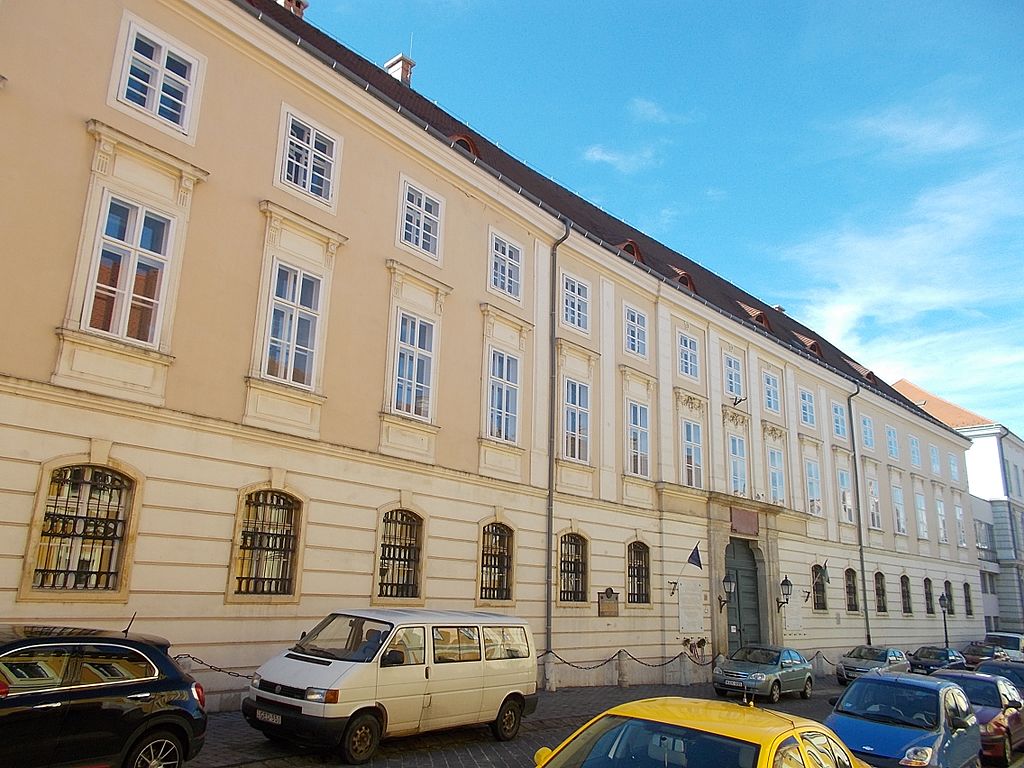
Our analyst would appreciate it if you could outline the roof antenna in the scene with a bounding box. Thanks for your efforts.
[408,32,414,60]
[122,611,137,637]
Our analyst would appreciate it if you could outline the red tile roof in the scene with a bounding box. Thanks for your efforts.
[891,380,993,429]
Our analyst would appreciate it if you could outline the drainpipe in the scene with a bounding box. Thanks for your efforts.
[545,219,572,668]
[847,384,872,645]
[994,428,1024,629]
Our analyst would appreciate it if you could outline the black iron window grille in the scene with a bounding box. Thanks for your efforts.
[235,490,298,595]
[943,581,955,615]
[378,509,421,598]
[559,533,587,602]
[901,575,913,614]
[874,572,887,613]
[811,564,827,611]
[844,568,858,612]
[964,583,973,616]
[924,577,935,614]
[33,465,132,591]
[480,523,512,601]
[627,541,650,604]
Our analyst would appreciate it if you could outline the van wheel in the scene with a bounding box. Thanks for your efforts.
[490,698,523,741]
[341,713,381,765]
[125,729,184,768]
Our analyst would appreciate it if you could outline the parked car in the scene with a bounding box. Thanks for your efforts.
[984,634,1024,662]
[909,646,968,674]
[0,624,207,768]
[837,645,911,685]
[978,660,1024,691]
[712,644,813,703]
[933,670,1024,765]
[961,642,1009,670]
[533,696,871,768]
[825,671,981,768]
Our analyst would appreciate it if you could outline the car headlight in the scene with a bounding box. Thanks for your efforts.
[749,673,767,681]
[305,687,340,703]
[899,747,934,766]
[251,673,262,688]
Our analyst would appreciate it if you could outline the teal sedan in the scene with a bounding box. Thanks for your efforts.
[713,644,814,703]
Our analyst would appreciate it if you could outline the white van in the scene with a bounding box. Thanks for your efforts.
[985,632,1024,660]
[242,609,537,764]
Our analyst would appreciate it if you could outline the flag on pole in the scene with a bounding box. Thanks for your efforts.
[687,543,703,569]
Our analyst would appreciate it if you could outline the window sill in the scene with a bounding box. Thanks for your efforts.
[243,377,325,439]
[52,327,174,406]
[379,412,439,463]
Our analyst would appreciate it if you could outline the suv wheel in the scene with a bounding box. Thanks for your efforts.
[126,729,184,768]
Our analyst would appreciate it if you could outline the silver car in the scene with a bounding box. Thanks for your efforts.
[713,644,813,703]
[836,644,910,685]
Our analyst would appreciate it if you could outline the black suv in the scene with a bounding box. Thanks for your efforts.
[0,625,207,767]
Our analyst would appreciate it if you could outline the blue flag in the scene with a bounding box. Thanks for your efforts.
[687,543,702,569]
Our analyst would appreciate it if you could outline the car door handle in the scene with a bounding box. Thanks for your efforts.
[127,693,153,700]
[33,702,62,709]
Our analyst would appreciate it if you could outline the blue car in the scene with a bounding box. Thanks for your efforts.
[825,671,981,768]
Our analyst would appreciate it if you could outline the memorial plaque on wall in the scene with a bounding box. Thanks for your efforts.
[677,584,706,632]
[598,588,619,617]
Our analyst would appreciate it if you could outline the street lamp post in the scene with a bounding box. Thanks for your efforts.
[938,593,950,648]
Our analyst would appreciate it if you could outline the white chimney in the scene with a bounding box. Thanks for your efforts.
[275,0,308,18]
[385,53,415,86]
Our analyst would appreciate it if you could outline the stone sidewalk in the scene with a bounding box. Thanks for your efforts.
[191,677,844,768]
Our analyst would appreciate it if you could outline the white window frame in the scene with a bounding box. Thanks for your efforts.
[624,305,648,359]
[892,484,907,535]
[488,230,522,302]
[262,260,322,389]
[392,309,436,421]
[930,445,941,475]
[955,504,966,546]
[108,13,206,143]
[763,371,781,413]
[682,419,703,489]
[949,454,961,483]
[626,400,650,478]
[729,434,747,496]
[799,388,816,427]
[861,415,875,450]
[678,332,700,379]
[397,176,444,262]
[274,107,341,210]
[838,468,853,523]
[909,436,921,468]
[724,354,744,399]
[487,347,519,443]
[561,273,590,334]
[768,447,785,505]
[832,402,848,440]
[885,425,900,460]
[868,479,882,529]
[937,498,948,543]
[914,491,928,539]
[84,193,175,348]
[805,459,821,515]
[563,378,590,464]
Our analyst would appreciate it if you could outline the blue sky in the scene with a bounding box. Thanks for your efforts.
[305,1,1024,438]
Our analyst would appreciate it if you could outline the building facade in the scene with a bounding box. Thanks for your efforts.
[0,0,982,709]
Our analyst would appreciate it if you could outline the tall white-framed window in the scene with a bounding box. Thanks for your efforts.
[838,468,853,523]
[724,354,744,399]
[487,348,519,443]
[949,454,961,483]
[626,400,650,477]
[561,274,590,333]
[937,498,948,543]
[868,478,882,529]
[393,310,435,420]
[489,231,522,301]
[110,15,205,140]
[624,306,648,358]
[85,195,174,346]
[914,491,928,538]
[799,389,816,427]
[564,379,590,463]
[768,447,785,505]
[805,459,821,514]
[955,504,966,546]
[278,110,338,206]
[678,332,699,379]
[682,420,703,489]
[399,178,443,260]
[909,436,921,468]
[861,415,875,449]
[763,371,781,413]
[892,484,907,535]
[729,434,747,495]
[832,402,848,439]
[885,426,899,460]
[930,445,941,475]
[264,261,321,388]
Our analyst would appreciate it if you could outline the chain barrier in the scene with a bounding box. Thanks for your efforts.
[175,653,253,680]
[812,650,837,667]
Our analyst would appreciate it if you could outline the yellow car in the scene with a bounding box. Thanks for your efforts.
[533,696,870,768]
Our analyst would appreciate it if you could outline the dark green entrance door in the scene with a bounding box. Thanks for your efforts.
[725,539,761,654]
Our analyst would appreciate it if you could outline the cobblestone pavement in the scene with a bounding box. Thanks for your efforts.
[190,677,847,768]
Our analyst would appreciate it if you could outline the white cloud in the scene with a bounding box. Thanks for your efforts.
[852,105,985,156]
[627,97,700,126]
[583,144,658,174]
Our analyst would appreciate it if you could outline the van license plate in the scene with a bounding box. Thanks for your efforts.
[256,709,282,725]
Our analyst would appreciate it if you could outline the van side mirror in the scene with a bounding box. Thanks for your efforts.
[381,649,405,667]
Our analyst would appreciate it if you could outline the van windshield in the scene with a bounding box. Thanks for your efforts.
[987,635,1022,652]
[293,614,393,662]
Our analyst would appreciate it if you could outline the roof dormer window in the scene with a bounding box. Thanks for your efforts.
[738,301,771,332]
[845,358,878,384]
[618,239,644,264]
[794,332,823,357]
[450,133,480,158]
[669,266,697,293]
